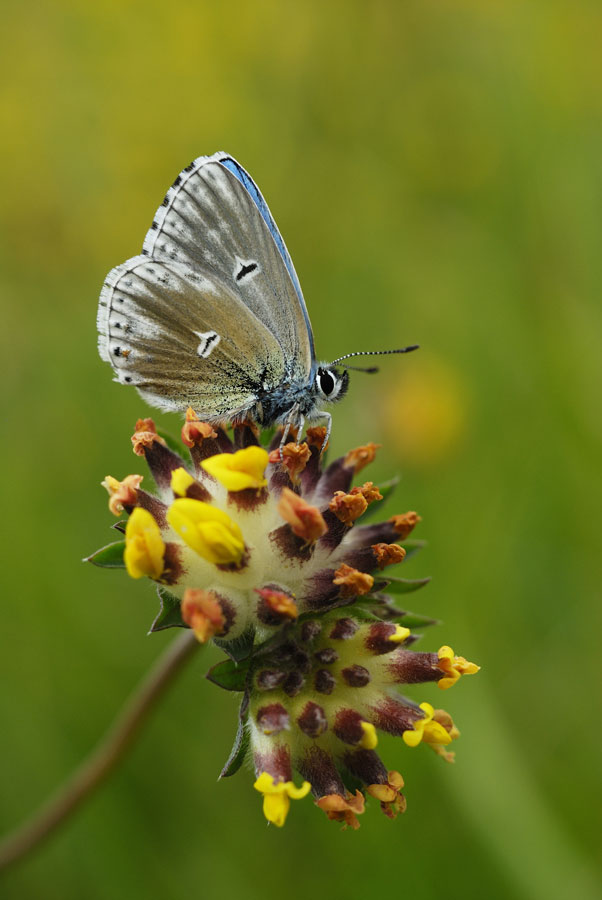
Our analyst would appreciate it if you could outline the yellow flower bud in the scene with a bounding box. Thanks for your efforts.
[167,498,245,566]
[124,507,165,580]
[170,467,196,498]
[201,446,268,491]
[389,624,411,643]
[359,721,378,750]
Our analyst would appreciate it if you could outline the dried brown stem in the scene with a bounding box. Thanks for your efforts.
[0,629,200,871]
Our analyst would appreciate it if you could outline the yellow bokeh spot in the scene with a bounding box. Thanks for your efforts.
[167,498,245,566]
[170,467,195,497]
[201,446,268,491]
[253,772,311,827]
[124,507,165,580]
[381,357,468,468]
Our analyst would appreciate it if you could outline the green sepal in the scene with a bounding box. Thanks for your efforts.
[342,605,382,623]
[219,691,250,778]
[214,627,256,662]
[360,477,399,522]
[400,539,427,561]
[398,610,439,628]
[382,575,431,594]
[149,586,186,633]
[206,657,251,692]
[361,591,439,627]
[85,541,126,568]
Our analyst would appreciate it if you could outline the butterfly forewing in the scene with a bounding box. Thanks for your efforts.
[142,153,313,379]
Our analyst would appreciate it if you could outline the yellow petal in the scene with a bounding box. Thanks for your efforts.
[263,792,290,827]
[285,780,312,800]
[124,507,165,580]
[167,498,245,565]
[254,772,277,793]
[423,721,453,745]
[402,726,425,747]
[170,467,195,497]
[202,446,268,491]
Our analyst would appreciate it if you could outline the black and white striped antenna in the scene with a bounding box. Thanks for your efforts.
[329,344,419,374]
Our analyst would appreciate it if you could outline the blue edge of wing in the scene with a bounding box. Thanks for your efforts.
[218,155,316,359]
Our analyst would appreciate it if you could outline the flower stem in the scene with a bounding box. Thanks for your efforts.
[0,629,200,872]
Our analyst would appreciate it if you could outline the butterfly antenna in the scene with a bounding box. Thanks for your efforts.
[330,345,419,373]
[339,363,380,373]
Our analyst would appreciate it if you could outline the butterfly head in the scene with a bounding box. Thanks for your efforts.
[314,365,349,405]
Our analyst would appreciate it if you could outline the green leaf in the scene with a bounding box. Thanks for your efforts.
[360,476,399,522]
[401,539,427,561]
[149,587,186,633]
[206,657,251,692]
[220,692,250,778]
[85,541,126,568]
[381,575,432,594]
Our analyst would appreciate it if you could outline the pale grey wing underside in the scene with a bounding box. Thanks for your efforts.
[140,154,313,382]
[97,255,286,416]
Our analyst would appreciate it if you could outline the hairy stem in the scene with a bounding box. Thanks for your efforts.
[0,629,200,872]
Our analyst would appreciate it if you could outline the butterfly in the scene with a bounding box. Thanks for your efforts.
[97,152,417,446]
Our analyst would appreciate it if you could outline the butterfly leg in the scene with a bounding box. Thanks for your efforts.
[280,405,302,457]
[321,411,332,453]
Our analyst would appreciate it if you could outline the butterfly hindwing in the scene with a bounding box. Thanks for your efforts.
[97,254,286,417]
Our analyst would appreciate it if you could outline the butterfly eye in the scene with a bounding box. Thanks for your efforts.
[317,368,336,397]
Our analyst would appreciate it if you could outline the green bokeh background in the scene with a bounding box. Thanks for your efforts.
[1,2,601,898]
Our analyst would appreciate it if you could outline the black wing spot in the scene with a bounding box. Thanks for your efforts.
[124,376,132,383]
[236,261,258,282]
[141,248,149,256]
[172,175,182,188]
[161,195,169,207]
[184,161,195,172]
[113,346,121,357]
[150,221,158,231]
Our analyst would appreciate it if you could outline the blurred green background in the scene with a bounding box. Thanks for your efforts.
[1,1,601,898]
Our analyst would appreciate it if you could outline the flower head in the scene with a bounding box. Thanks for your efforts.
[89,417,480,828]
